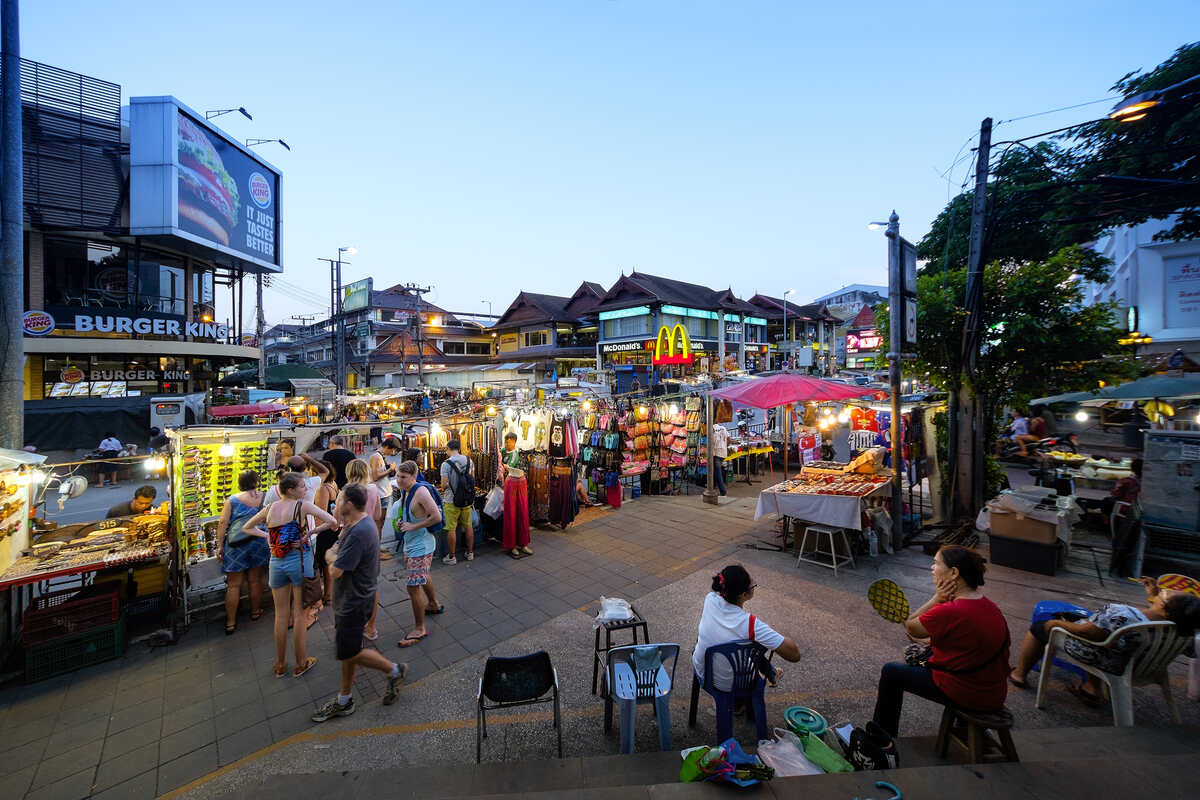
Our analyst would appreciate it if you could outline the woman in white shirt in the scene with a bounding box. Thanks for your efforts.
[693,564,802,691]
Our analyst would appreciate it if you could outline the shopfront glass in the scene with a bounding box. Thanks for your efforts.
[40,355,191,398]
[43,237,189,315]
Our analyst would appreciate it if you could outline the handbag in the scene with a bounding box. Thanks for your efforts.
[302,572,324,607]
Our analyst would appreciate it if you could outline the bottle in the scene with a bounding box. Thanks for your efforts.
[866,528,879,557]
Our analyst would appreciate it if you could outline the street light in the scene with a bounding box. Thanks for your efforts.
[781,288,795,370]
[1109,73,1200,122]
[482,300,492,316]
[246,138,291,151]
[206,107,253,121]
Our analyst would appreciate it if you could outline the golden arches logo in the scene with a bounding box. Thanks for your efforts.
[652,324,692,365]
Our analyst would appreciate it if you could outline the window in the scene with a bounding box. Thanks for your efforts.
[467,342,491,355]
[442,341,466,355]
[523,331,548,348]
[603,315,649,338]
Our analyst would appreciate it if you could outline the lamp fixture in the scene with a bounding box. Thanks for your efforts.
[245,138,291,151]
[218,433,235,458]
[206,107,253,121]
[1074,410,1089,423]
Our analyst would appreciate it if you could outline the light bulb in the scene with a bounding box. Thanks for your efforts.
[582,400,592,411]
[218,434,235,458]
[838,410,851,424]
[14,468,31,486]
[31,469,47,484]
[486,405,497,417]
[1074,410,1088,423]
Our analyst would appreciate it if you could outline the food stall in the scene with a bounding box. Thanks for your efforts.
[754,448,891,532]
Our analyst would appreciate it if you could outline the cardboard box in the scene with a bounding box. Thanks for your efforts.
[987,506,1058,545]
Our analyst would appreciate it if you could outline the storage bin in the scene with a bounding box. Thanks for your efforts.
[22,583,121,646]
[988,533,1060,576]
[25,614,126,683]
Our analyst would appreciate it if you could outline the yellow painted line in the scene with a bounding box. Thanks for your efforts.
[157,685,875,799]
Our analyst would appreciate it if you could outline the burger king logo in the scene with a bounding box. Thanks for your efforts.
[22,310,55,336]
[249,172,271,209]
[60,367,84,384]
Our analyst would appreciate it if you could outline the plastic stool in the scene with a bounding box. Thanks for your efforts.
[797,524,855,575]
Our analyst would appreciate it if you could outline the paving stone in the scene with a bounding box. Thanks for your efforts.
[428,640,470,669]
[0,763,37,798]
[161,697,215,737]
[515,608,551,627]
[106,696,164,735]
[268,709,317,743]
[212,680,263,714]
[31,738,102,790]
[24,766,96,800]
[262,682,313,717]
[216,719,271,766]
[1,717,55,754]
[158,718,215,764]
[458,628,501,653]
[0,735,48,776]
[157,742,218,795]
[93,740,158,792]
[44,715,108,754]
[213,702,267,740]
[100,717,161,761]
[92,765,158,800]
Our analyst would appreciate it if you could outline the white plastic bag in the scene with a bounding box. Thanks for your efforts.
[483,486,504,519]
[592,596,632,628]
[756,728,824,776]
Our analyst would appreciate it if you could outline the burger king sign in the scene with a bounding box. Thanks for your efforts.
[22,310,55,336]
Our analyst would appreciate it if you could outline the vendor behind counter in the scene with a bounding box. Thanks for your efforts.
[106,485,168,518]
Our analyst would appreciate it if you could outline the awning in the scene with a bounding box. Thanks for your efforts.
[209,402,288,418]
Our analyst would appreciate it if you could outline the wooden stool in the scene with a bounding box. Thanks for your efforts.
[935,705,1019,764]
[796,524,855,575]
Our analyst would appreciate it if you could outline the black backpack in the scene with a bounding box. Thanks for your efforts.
[448,459,474,507]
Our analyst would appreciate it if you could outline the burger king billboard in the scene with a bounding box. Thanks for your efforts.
[129,97,282,271]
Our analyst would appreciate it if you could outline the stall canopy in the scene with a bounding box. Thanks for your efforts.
[709,373,873,409]
[209,403,288,418]
[219,364,328,390]
[1088,374,1200,402]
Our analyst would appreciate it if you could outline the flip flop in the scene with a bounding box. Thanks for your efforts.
[273,663,288,678]
[1068,683,1103,707]
[364,630,379,641]
[425,603,446,615]
[1008,675,1030,689]
[250,610,264,621]
[398,631,429,648]
[293,656,318,678]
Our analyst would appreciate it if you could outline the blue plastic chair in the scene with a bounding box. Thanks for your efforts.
[1029,600,1090,681]
[604,643,679,753]
[687,640,768,743]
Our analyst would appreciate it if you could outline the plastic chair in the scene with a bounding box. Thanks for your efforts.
[603,643,679,753]
[477,651,561,762]
[1034,620,1190,726]
[687,640,768,743]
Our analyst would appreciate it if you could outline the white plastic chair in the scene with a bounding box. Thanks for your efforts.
[1035,620,1190,726]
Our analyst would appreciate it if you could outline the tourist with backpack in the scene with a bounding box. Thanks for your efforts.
[390,461,445,648]
[439,439,476,565]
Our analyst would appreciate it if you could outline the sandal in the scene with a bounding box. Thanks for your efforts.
[364,629,379,641]
[398,631,428,648]
[293,656,318,677]
[425,603,445,615]
[1008,674,1030,690]
[273,663,288,678]
[250,610,264,621]
[225,624,237,636]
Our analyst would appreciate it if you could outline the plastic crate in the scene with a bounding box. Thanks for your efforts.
[22,583,121,646]
[25,614,126,683]
[127,592,167,620]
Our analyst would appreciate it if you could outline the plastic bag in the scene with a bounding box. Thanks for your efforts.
[483,486,503,519]
[757,728,824,777]
[592,596,632,628]
[795,728,855,773]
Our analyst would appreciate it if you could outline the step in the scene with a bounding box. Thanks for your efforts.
[242,725,1200,799]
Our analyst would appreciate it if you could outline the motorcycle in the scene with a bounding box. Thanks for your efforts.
[996,433,1078,461]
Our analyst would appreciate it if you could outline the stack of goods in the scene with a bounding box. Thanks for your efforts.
[0,475,26,542]
[624,407,655,468]
[180,444,214,561]
[767,474,888,497]
[580,411,624,472]
[657,407,689,469]
[684,396,703,478]
[4,515,170,585]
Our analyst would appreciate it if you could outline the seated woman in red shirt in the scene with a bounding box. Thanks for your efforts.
[871,546,1011,738]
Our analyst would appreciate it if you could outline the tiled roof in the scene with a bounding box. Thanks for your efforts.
[593,271,756,314]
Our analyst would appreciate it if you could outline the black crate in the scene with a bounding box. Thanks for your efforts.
[25,614,126,683]
[988,533,1060,577]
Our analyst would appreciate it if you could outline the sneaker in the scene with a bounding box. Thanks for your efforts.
[849,722,899,770]
[383,663,409,705]
[442,555,457,565]
[465,551,474,561]
[311,697,356,722]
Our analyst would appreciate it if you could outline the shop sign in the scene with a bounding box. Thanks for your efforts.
[846,329,881,354]
[556,376,580,388]
[1165,256,1200,328]
[600,340,643,354]
[652,324,693,366]
[73,314,229,340]
[22,310,55,336]
[60,366,85,384]
[90,369,190,382]
[344,278,373,312]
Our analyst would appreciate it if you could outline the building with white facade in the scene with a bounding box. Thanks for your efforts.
[1085,217,1200,357]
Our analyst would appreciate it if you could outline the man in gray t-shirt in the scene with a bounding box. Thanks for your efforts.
[312,484,407,723]
[438,439,475,565]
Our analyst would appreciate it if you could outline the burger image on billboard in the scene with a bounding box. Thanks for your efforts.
[177,114,240,247]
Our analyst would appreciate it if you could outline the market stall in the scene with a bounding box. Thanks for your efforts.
[754,449,892,532]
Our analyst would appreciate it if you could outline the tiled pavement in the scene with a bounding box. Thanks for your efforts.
[0,492,760,799]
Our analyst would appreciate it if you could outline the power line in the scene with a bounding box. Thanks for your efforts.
[995,95,1121,126]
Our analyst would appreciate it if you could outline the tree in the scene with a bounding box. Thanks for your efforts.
[878,245,1138,442]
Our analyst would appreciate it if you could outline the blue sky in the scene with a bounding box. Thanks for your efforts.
[23,1,1199,327]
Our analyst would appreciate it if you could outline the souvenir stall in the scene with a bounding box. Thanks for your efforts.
[0,450,173,681]
[499,401,586,527]
[621,395,704,497]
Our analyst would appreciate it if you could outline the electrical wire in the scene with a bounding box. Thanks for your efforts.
[994,96,1121,126]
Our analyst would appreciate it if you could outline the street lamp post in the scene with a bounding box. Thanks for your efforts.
[781,288,794,370]
[318,246,357,396]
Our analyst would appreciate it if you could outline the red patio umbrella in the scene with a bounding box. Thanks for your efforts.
[709,375,879,477]
[209,402,288,418]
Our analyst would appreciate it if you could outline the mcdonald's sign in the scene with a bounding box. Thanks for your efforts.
[652,324,693,365]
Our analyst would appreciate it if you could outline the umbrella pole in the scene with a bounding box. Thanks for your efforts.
[784,403,790,479]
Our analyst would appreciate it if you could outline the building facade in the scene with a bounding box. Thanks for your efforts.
[1084,217,1200,358]
[745,294,839,373]
[19,61,270,402]
[593,272,767,391]
[490,282,603,382]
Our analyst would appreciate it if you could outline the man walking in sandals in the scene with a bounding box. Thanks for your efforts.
[390,461,445,649]
[312,484,408,722]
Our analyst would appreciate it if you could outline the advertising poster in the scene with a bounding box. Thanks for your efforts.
[176,111,279,265]
[343,278,373,312]
[1165,255,1200,329]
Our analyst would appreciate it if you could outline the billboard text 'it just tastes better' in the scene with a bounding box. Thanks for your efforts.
[177,112,277,260]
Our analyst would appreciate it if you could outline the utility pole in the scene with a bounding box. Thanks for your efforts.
[0,0,23,450]
[401,283,432,386]
[255,273,266,386]
[955,117,992,519]
[885,211,904,550]
[317,253,352,395]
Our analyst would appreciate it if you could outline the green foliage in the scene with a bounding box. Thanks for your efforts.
[984,455,1008,499]
[877,245,1138,440]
